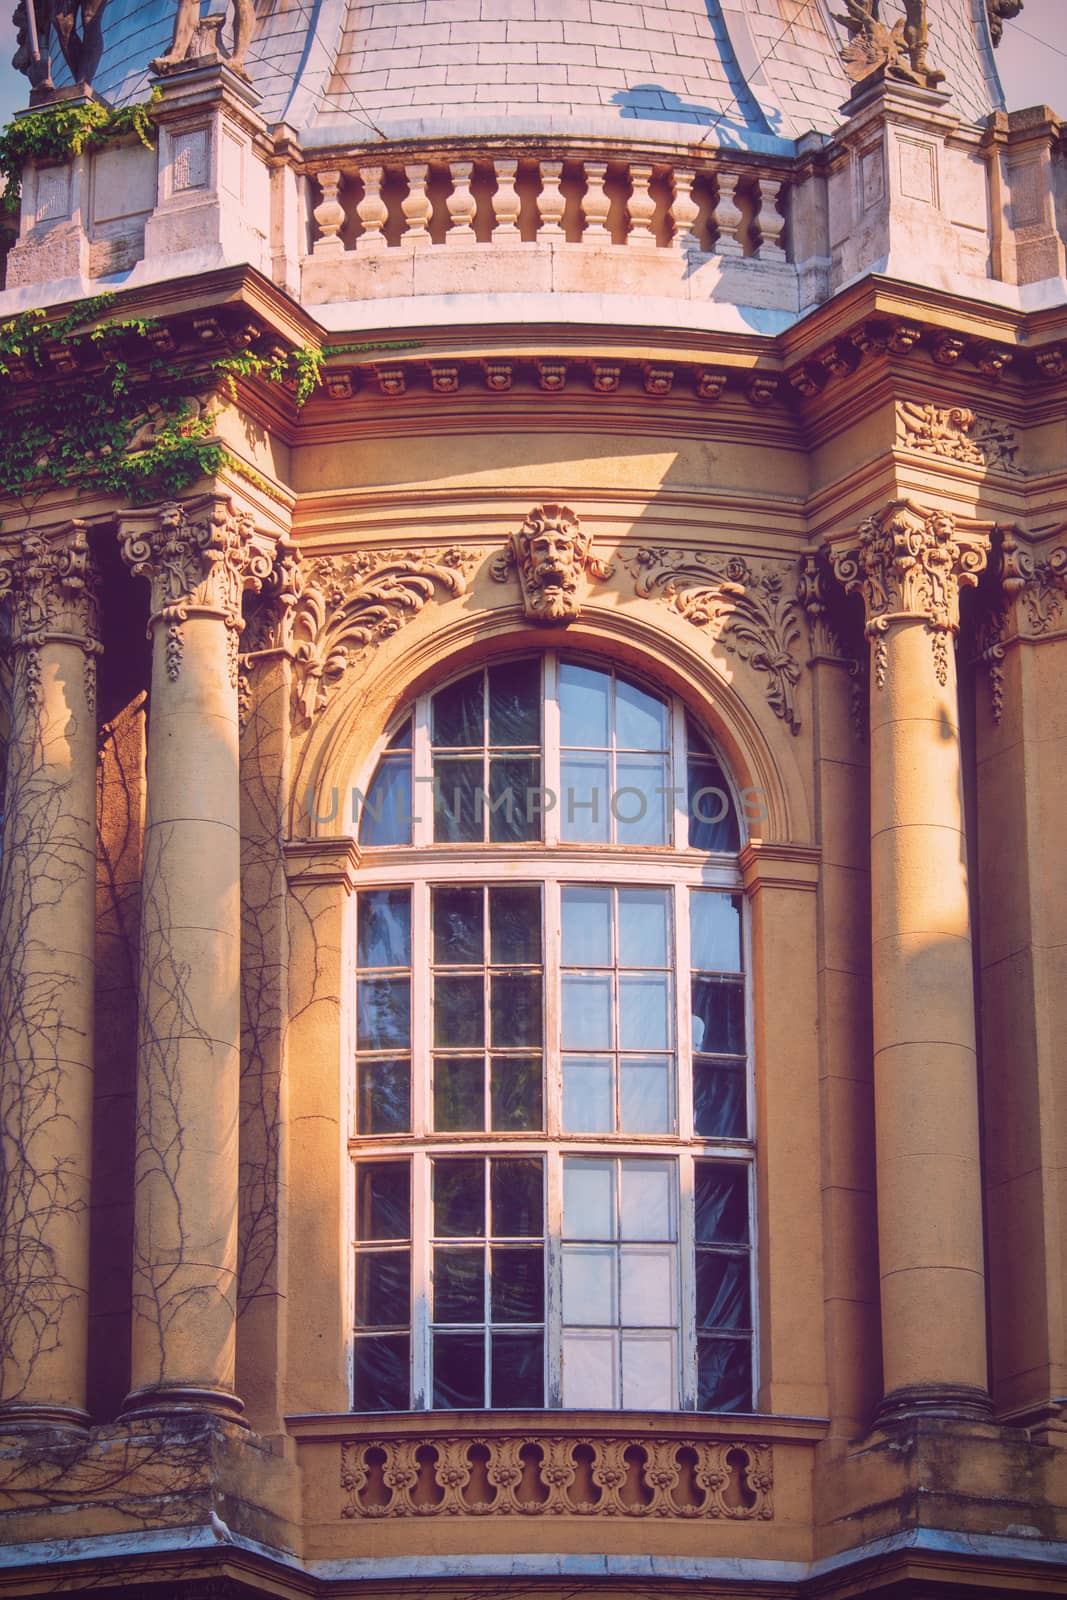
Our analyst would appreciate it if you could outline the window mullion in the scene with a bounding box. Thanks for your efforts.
[675,882,694,1143]
[411,1149,430,1409]
[413,694,432,848]
[671,696,688,850]
[544,878,561,1138]
[546,1147,563,1406]
[543,653,560,847]
[679,1149,697,1409]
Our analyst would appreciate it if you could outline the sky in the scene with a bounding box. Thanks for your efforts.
[0,1,1062,145]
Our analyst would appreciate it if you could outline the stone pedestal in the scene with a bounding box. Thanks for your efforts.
[0,524,101,1432]
[834,500,992,1422]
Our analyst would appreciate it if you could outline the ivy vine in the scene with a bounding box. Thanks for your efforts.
[0,95,159,216]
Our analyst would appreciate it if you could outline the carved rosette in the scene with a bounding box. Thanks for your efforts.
[831,501,988,689]
[629,548,803,733]
[340,1435,773,1521]
[491,505,613,625]
[118,498,275,685]
[0,523,103,712]
[241,544,479,723]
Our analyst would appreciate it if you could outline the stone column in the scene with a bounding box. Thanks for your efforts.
[833,500,991,1423]
[118,496,272,1420]
[0,523,101,1432]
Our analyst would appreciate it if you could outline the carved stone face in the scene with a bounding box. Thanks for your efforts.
[515,505,587,622]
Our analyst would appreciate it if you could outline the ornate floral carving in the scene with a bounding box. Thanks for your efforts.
[629,549,803,733]
[798,551,866,739]
[244,545,479,722]
[0,523,103,712]
[986,0,1023,44]
[833,0,944,87]
[340,1435,773,1521]
[831,500,987,688]
[118,498,275,684]
[896,400,1020,474]
[491,505,613,626]
[999,530,1067,639]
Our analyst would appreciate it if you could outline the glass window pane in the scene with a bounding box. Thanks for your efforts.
[490,972,542,1049]
[487,755,541,843]
[617,888,669,968]
[620,1160,674,1241]
[433,886,483,965]
[561,973,613,1049]
[560,662,610,746]
[697,1335,751,1412]
[357,1162,410,1241]
[621,1332,676,1410]
[690,891,742,973]
[618,974,670,1050]
[688,757,740,852]
[353,1335,409,1410]
[433,1246,485,1322]
[562,1331,618,1408]
[563,1159,615,1240]
[387,718,413,749]
[561,886,612,968]
[358,758,413,847]
[356,883,412,966]
[693,1061,747,1139]
[562,1244,617,1325]
[692,976,745,1054]
[615,677,668,750]
[433,757,482,842]
[356,1250,411,1327]
[357,976,410,1051]
[435,974,485,1048]
[488,658,541,746]
[433,1331,485,1408]
[562,1056,614,1133]
[433,1055,484,1132]
[696,1253,751,1330]
[489,885,542,964]
[620,1056,671,1134]
[491,1056,543,1132]
[432,670,484,747]
[695,1163,749,1244]
[490,1246,544,1323]
[491,1331,544,1407]
[561,754,610,843]
[358,1058,411,1135]
[491,1158,543,1238]
[620,1246,675,1327]
[615,755,669,845]
[434,1159,485,1238]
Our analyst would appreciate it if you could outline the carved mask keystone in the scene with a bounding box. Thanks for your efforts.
[492,504,613,625]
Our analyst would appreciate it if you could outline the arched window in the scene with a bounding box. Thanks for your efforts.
[350,654,754,1413]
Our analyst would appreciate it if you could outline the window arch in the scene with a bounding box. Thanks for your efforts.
[350,653,755,1414]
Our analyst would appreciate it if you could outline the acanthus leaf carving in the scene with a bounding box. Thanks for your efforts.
[491,504,613,625]
[830,500,988,688]
[0,522,103,713]
[629,548,803,733]
[896,400,1020,474]
[339,1435,773,1521]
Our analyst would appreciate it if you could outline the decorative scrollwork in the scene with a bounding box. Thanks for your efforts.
[896,401,1020,475]
[0,523,103,712]
[340,1436,773,1521]
[629,549,803,734]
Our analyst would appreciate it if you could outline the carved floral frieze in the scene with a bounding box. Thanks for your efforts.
[896,401,1020,474]
[628,549,803,734]
[798,550,866,740]
[831,501,987,688]
[340,1435,773,1521]
[491,505,612,625]
[0,522,103,711]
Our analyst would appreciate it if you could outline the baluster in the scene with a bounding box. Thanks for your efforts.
[355,165,388,252]
[670,168,702,254]
[312,169,345,256]
[401,162,432,248]
[537,160,566,239]
[581,161,611,242]
[491,158,522,241]
[626,163,657,248]
[754,176,787,262]
[446,161,477,244]
[712,171,745,257]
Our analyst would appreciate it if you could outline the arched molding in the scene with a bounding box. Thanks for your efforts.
[289,599,809,846]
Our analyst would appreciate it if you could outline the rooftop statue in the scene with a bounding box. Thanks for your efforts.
[986,0,1024,45]
[11,0,106,90]
[833,0,945,88]
[151,0,255,77]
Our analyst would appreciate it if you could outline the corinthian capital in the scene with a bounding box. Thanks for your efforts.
[118,497,276,683]
[0,522,102,655]
[831,500,988,687]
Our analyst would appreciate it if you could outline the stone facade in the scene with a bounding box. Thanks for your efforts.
[0,2,1066,1596]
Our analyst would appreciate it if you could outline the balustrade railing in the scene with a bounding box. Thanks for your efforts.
[308,151,789,263]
